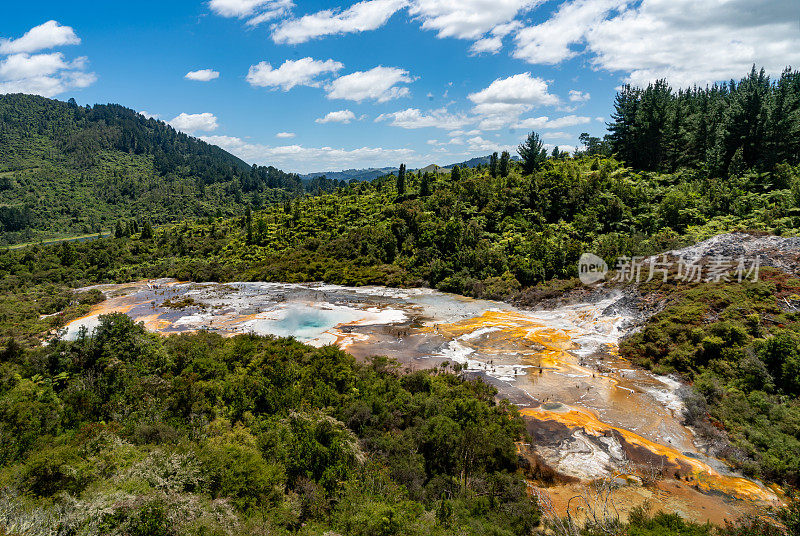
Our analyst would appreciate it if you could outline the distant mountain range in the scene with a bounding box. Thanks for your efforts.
[300,167,398,183]
[300,154,521,183]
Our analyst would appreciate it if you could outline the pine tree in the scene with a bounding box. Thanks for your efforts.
[499,151,510,178]
[451,165,461,182]
[489,152,499,178]
[396,163,406,195]
[607,84,641,166]
[420,172,431,197]
[518,131,547,174]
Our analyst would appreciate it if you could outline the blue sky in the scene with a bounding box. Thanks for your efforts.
[1,0,797,173]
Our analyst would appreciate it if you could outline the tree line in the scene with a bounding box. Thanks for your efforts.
[606,66,800,175]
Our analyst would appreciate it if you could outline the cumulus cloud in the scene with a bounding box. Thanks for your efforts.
[246,57,344,91]
[276,131,296,138]
[569,89,590,102]
[201,134,416,173]
[0,20,80,54]
[272,0,407,44]
[469,21,523,55]
[515,114,591,130]
[468,73,559,129]
[208,0,293,25]
[375,107,469,130]
[513,0,623,65]
[0,52,69,80]
[464,135,516,153]
[169,112,219,134]
[514,0,800,87]
[326,66,414,102]
[410,0,538,40]
[0,22,96,97]
[587,0,800,87]
[139,111,159,119]
[217,0,542,55]
[316,109,358,123]
[185,69,220,81]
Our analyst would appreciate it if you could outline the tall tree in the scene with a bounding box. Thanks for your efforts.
[451,165,461,182]
[489,152,499,178]
[420,172,431,197]
[578,133,605,156]
[396,163,406,196]
[518,132,547,174]
[499,151,511,178]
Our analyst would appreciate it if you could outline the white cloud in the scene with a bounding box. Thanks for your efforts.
[0,22,95,97]
[221,0,541,55]
[448,129,481,137]
[139,111,159,119]
[409,0,538,40]
[514,0,800,88]
[513,0,623,65]
[586,0,800,87]
[185,69,220,81]
[0,52,96,97]
[276,131,296,138]
[468,73,559,129]
[569,89,590,102]
[375,107,469,130]
[246,57,344,91]
[272,0,407,44]
[208,0,293,25]
[0,52,68,80]
[169,112,219,134]
[326,66,414,103]
[0,70,96,97]
[466,136,494,151]
[465,135,516,153]
[316,109,358,123]
[515,114,591,130]
[0,20,80,54]
[469,20,523,55]
[201,134,416,173]
[469,37,504,55]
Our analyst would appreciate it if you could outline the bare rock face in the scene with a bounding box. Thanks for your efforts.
[661,232,800,275]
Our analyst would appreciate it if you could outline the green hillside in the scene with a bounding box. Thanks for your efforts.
[0,94,305,245]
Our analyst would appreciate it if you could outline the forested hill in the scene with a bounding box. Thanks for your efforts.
[0,94,305,245]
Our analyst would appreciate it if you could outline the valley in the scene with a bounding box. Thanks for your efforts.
[2,61,799,535]
[61,278,781,522]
